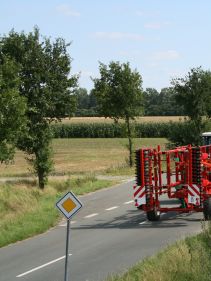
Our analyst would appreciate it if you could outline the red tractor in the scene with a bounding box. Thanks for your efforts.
[134,133,211,221]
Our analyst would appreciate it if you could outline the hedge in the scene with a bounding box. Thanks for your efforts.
[51,122,176,138]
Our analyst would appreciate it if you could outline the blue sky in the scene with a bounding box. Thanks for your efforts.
[1,0,211,92]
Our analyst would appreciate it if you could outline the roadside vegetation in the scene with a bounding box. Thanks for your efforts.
[106,222,211,281]
[0,175,116,248]
[0,137,166,247]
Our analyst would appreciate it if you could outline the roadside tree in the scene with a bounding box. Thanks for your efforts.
[92,61,143,166]
[0,55,26,162]
[171,67,211,145]
[0,27,78,188]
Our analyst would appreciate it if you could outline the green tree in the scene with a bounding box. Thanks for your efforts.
[159,87,184,116]
[89,89,97,108]
[92,61,143,166]
[74,88,98,117]
[0,27,78,188]
[75,88,89,110]
[143,88,160,115]
[0,55,26,162]
[171,67,211,145]
[143,87,184,116]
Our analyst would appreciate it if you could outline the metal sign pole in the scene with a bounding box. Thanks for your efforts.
[64,219,70,281]
[56,191,82,281]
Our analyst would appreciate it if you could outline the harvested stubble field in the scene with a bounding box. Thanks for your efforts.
[0,138,167,177]
[60,116,185,124]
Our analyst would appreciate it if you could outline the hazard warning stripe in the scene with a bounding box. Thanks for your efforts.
[188,189,195,196]
[139,190,146,198]
[187,184,200,196]
[187,184,201,205]
[134,186,144,198]
[134,185,146,199]
[191,184,200,196]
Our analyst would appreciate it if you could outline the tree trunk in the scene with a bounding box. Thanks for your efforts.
[38,168,45,189]
[126,117,133,167]
[34,143,52,189]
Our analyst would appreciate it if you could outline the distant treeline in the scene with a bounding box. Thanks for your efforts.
[75,87,185,117]
[75,88,98,117]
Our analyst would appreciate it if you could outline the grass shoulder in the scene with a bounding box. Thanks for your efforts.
[0,175,118,248]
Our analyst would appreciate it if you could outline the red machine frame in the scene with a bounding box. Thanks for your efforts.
[134,144,211,221]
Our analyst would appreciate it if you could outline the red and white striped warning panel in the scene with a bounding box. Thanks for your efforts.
[187,184,200,205]
[133,185,146,206]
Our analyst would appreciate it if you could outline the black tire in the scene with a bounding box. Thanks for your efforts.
[147,208,160,221]
[203,197,211,220]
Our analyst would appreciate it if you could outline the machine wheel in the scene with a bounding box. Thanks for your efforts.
[147,207,160,221]
[203,197,211,220]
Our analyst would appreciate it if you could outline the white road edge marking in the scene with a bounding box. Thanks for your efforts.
[84,213,99,218]
[106,206,119,211]
[124,200,134,205]
[16,254,72,278]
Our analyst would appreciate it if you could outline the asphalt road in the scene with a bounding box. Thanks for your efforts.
[0,180,203,281]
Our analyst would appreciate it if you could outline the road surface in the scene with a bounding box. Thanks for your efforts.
[0,180,203,281]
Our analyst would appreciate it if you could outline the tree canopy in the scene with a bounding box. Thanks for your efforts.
[0,55,26,162]
[171,67,211,145]
[172,67,211,121]
[92,61,143,120]
[0,27,78,188]
[92,61,143,166]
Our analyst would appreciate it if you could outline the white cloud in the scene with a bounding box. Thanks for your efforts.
[56,4,80,17]
[152,50,180,61]
[144,22,162,29]
[144,21,171,30]
[136,10,160,17]
[93,32,144,41]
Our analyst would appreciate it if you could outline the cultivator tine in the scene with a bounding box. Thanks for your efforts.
[135,149,142,186]
[143,149,151,207]
[192,147,202,185]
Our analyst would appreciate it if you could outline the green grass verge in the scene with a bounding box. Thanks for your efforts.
[0,176,117,248]
[106,223,211,281]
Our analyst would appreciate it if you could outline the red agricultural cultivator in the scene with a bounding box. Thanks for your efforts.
[134,143,211,221]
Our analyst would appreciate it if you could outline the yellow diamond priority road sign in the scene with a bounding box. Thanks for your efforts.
[56,191,83,220]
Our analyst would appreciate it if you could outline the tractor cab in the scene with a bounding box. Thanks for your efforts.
[202,132,211,145]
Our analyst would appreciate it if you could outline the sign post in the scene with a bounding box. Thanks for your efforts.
[56,191,83,281]
[64,219,70,281]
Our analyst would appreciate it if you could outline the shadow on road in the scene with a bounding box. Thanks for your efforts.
[72,210,202,230]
